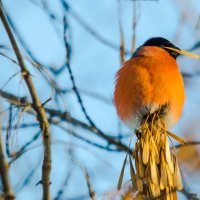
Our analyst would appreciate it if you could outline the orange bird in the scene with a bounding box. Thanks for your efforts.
[114,37,185,129]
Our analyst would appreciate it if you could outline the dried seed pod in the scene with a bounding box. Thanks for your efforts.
[138,150,145,178]
[150,137,160,164]
[174,157,182,190]
[136,177,143,192]
[154,182,161,197]
[149,180,154,197]
[166,164,173,187]
[149,180,160,197]
[160,179,165,190]
[142,133,149,165]
[141,138,144,148]
[130,113,183,200]
[145,163,150,181]
[134,193,143,200]
[117,155,128,190]
[129,155,137,191]
[160,153,168,188]
[135,153,139,173]
[171,190,178,200]
[150,156,158,185]
[165,138,174,173]
[165,187,170,200]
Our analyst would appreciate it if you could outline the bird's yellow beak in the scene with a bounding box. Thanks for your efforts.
[164,46,200,59]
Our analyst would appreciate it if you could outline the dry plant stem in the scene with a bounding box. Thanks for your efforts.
[131,1,137,53]
[71,158,96,200]
[117,0,125,64]
[119,29,125,64]
[0,127,14,200]
[0,3,51,200]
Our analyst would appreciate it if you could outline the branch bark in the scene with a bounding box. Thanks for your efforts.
[0,2,51,200]
[0,124,14,200]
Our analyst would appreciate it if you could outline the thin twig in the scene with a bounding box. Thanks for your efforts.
[180,187,199,200]
[60,87,112,105]
[174,141,200,149]
[4,8,70,112]
[188,41,200,52]
[6,105,13,158]
[2,90,200,154]
[63,14,97,127]
[53,171,71,200]
[54,122,124,152]
[46,108,132,153]
[0,3,51,200]
[117,0,125,64]
[14,156,42,194]
[10,131,40,162]
[0,90,132,153]
[54,147,74,200]
[131,1,137,53]
[70,158,96,200]
[0,122,14,199]
[60,0,130,55]
[63,14,125,150]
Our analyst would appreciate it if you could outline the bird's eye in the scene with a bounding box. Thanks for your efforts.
[160,45,165,48]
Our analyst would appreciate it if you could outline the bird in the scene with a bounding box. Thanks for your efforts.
[114,37,185,130]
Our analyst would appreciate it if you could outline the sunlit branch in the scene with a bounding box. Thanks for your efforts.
[0,122,14,199]
[0,3,51,199]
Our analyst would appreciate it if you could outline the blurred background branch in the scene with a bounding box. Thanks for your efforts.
[0,121,14,199]
[0,2,51,199]
[0,0,200,199]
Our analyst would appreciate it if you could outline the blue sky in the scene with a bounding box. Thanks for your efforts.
[0,0,200,199]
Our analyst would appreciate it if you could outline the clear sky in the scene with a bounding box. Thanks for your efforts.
[0,0,200,199]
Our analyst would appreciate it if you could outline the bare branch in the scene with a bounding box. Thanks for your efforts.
[0,3,51,200]
[63,14,98,127]
[173,141,200,149]
[53,170,71,200]
[188,41,200,52]
[130,1,137,53]
[180,187,199,200]
[9,131,40,163]
[0,123,14,199]
[70,158,96,200]
[117,0,125,64]
[46,108,132,153]
[62,14,129,152]
[15,157,42,194]
[54,122,124,152]
[60,0,130,55]
[0,90,132,153]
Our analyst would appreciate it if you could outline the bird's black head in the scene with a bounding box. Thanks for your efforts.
[143,37,180,59]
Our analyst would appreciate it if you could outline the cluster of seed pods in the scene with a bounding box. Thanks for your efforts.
[134,115,182,200]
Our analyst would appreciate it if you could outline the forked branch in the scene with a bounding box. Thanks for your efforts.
[0,2,51,200]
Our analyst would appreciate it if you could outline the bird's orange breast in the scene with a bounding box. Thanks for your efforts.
[114,46,185,128]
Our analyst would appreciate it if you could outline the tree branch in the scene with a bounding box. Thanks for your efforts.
[0,124,14,199]
[0,3,51,200]
[0,90,132,154]
[174,141,200,149]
